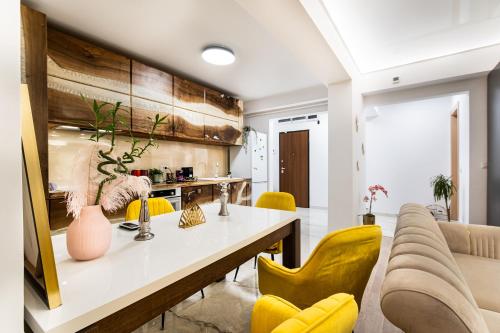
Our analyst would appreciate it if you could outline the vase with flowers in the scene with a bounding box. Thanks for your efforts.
[363,184,389,225]
[65,97,166,261]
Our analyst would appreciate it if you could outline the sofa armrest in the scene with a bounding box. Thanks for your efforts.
[466,224,500,259]
[437,222,471,255]
[438,222,500,259]
[250,295,300,333]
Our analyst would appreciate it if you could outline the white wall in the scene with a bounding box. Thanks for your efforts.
[0,1,22,331]
[364,77,487,225]
[365,97,453,215]
[269,113,328,208]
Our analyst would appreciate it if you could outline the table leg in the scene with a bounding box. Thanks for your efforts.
[282,219,300,268]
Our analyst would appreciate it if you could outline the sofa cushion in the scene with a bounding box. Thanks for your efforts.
[454,253,500,313]
[480,309,500,333]
[438,222,471,255]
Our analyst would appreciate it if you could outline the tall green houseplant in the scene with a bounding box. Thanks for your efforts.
[430,174,456,222]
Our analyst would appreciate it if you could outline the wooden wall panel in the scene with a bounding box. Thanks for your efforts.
[48,76,131,129]
[173,77,205,112]
[132,97,173,137]
[47,28,130,94]
[131,60,173,105]
[204,87,241,122]
[204,114,242,145]
[21,5,49,196]
[173,107,204,140]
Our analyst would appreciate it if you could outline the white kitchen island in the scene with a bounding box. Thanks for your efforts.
[24,204,300,333]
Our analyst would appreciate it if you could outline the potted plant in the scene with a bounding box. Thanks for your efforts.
[242,126,256,153]
[65,97,166,261]
[363,184,388,225]
[430,174,455,222]
[149,168,164,184]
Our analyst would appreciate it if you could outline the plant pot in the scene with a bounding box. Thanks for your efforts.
[66,205,112,261]
[152,174,162,184]
[363,214,376,225]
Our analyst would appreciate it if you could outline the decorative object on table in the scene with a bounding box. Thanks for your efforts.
[65,97,166,260]
[425,204,448,221]
[178,191,206,228]
[21,84,62,309]
[134,194,155,241]
[242,125,256,153]
[362,184,388,225]
[218,182,230,216]
[430,174,456,222]
[149,168,163,184]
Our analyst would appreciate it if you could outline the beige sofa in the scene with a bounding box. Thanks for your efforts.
[380,203,500,333]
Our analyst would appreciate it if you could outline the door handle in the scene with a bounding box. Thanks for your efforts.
[281,167,285,174]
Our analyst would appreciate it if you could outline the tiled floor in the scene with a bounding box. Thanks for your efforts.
[134,208,397,333]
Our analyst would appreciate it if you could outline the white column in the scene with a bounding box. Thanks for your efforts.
[0,2,22,331]
[328,80,360,231]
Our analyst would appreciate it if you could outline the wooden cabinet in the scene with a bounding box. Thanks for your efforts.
[173,107,205,140]
[204,114,242,145]
[204,87,241,122]
[47,28,130,94]
[181,185,213,209]
[230,180,251,206]
[47,28,131,129]
[132,97,173,137]
[131,60,173,105]
[173,77,205,113]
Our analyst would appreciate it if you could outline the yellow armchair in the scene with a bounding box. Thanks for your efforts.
[251,293,358,333]
[125,197,175,221]
[258,225,381,309]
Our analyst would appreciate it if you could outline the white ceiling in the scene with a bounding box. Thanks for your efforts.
[322,0,500,73]
[23,0,346,101]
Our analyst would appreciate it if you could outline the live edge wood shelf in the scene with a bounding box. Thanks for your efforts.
[47,27,243,145]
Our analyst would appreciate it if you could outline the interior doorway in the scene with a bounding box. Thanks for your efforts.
[279,130,309,207]
[450,105,459,220]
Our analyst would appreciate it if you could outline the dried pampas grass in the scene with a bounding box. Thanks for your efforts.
[99,175,151,213]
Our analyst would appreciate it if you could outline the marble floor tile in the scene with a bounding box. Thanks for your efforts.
[136,207,395,333]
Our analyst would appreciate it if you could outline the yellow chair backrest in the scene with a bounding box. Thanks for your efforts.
[256,192,296,212]
[259,225,381,309]
[251,293,358,333]
[125,197,175,221]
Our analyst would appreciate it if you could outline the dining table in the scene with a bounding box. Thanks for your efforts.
[24,203,301,333]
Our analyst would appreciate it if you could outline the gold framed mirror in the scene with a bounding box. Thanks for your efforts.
[22,84,61,309]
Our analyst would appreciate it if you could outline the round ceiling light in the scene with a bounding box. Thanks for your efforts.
[201,45,235,66]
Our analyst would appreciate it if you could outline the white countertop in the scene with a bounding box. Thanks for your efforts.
[25,204,298,333]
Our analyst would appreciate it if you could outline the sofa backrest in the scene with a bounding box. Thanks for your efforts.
[380,203,490,333]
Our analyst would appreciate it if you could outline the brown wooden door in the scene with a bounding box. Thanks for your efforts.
[279,130,309,208]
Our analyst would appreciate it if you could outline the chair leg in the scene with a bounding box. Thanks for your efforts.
[233,266,240,282]
[161,312,165,330]
[271,253,275,261]
[254,255,258,269]
[200,289,205,299]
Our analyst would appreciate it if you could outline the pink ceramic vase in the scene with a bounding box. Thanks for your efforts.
[66,205,112,261]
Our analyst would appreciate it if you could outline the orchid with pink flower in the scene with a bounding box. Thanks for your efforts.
[364,184,388,215]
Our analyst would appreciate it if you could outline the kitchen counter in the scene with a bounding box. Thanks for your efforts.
[49,178,250,199]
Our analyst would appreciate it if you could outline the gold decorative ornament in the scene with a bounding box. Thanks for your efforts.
[179,202,206,229]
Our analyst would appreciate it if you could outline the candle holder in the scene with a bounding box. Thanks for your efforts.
[135,194,154,241]
[218,182,230,216]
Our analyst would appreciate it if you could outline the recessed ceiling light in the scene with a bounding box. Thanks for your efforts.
[202,45,235,66]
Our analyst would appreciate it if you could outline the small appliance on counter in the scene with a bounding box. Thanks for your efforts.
[150,188,181,211]
[163,166,176,183]
[176,167,197,182]
[131,169,149,177]
[181,167,193,178]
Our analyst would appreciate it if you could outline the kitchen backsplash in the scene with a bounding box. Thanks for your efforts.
[49,129,228,191]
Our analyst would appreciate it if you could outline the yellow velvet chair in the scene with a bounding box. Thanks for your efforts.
[258,225,381,309]
[125,197,175,221]
[251,293,358,333]
[233,192,296,281]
